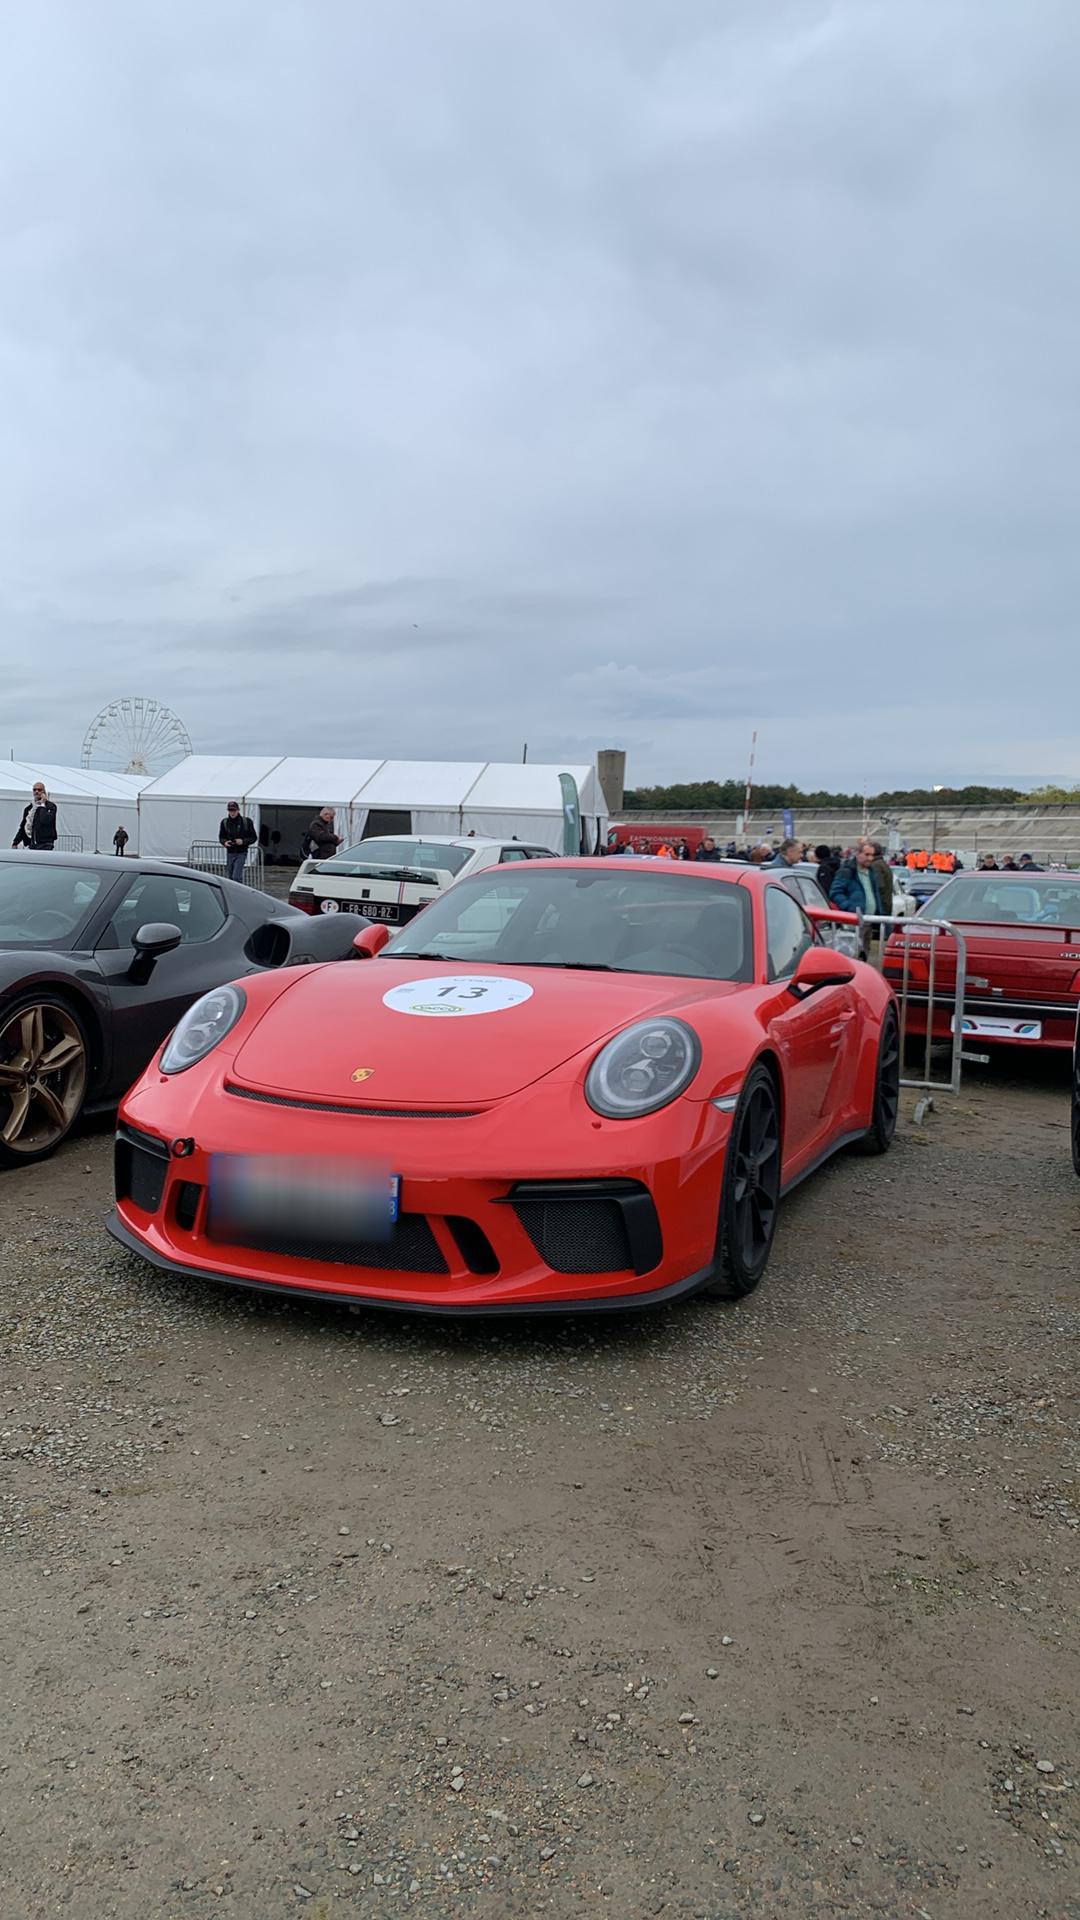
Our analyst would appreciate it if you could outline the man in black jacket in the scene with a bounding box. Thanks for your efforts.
[814,842,840,896]
[303,808,343,860]
[12,781,58,850]
[218,801,257,882]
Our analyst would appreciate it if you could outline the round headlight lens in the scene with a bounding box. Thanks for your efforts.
[160,984,246,1075]
[585,1017,701,1118]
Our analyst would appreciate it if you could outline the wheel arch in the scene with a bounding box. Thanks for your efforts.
[752,1046,784,1140]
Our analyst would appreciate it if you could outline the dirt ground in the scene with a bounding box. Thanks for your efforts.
[1,1058,1077,1920]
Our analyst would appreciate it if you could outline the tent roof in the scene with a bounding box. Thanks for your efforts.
[0,759,150,800]
[132,754,609,815]
[243,757,385,806]
[139,754,285,799]
[464,763,601,812]
[353,760,488,808]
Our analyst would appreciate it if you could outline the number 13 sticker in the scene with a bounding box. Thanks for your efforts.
[382,976,534,1017]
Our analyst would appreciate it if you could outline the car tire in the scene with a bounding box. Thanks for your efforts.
[0,995,90,1168]
[700,1062,781,1301]
[854,1006,900,1157]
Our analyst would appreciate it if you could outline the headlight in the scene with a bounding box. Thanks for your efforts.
[586,1017,701,1118]
[160,984,246,1074]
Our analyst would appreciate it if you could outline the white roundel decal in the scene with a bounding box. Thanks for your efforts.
[382,975,534,1018]
[319,898,339,913]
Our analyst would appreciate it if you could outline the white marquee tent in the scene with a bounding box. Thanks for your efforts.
[134,755,285,862]
[0,760,146,853]
[135,755,607,862]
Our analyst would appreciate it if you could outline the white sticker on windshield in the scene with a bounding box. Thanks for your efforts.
[382,975,534,1018]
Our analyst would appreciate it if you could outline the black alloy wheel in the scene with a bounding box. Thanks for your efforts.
[856,1006,900,1156]
[703,1062,781,1300]
[0,997,89,1167]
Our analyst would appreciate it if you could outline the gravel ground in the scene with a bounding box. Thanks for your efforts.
[1,1060,1077,1920]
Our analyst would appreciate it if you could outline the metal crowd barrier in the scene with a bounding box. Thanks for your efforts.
[862,914,968,1095]
[56,834,84,852]
[186,841,266,890]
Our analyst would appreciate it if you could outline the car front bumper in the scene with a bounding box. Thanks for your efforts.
[109,1074,734,1313]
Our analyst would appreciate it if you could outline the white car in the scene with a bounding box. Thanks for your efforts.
[889,871,923,917]
[287,834,557,931]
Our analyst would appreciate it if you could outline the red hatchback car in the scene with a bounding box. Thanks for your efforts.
[109,860,898,1316]
[883,870,1080,1053]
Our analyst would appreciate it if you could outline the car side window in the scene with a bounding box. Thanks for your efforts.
[765,885,813,981]
[797,877,827,908]
[498,848,529,862]
[97,876,227,950]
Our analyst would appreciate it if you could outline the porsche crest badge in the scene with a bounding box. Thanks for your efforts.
[351,1067,375,1083]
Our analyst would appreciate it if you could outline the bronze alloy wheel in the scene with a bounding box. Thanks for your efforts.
[0,1000,88,1162]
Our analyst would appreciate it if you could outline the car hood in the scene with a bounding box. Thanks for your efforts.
[231,959,739,1104]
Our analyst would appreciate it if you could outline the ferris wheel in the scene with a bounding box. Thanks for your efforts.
[81,698,193,777]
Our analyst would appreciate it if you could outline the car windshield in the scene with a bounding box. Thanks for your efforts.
[919,874,1080,926]
[385,867,754,980]
[326,838,474,876]
[0,864,107,947]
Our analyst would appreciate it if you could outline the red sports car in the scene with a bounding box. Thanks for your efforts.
[883,869,1080,1054]
[108,860,898,1315]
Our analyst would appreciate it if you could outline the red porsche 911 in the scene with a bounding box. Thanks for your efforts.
[108,860,898,1315]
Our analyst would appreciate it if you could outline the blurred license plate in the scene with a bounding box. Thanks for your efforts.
[953,1016,1042,1040]
[209,1156,400,1244]
[348,902,399,920]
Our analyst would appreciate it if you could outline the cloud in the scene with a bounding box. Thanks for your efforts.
[0,0,1076,788]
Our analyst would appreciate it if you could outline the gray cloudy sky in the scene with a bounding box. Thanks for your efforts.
[2,0,1077,791]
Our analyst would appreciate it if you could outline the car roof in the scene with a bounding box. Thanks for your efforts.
[0,849,222,879]
[345,834,518,849]
[525,856,767,888]
[948,868,1074,879]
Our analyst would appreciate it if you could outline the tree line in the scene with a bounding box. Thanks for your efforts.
[621,781,1080,812]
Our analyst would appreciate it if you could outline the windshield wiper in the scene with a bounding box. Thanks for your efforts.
[519,960,622,971]
[387,952,622,971]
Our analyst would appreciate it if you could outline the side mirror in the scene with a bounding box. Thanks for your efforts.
[787,944,857,996]
[352,922,391,959]
[128,921,182,984]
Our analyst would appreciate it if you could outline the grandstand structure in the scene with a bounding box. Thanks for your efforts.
[614,802,1080,865]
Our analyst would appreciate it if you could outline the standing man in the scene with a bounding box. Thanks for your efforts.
[814,843,840,897]
[113,825,129,856]
[219,801,257,882]
[12,781,57,850]
[767,837,801,869]
[864,839,894,915]
[303,807,342,861]
[695,835,722,862]
[830,841,884,921]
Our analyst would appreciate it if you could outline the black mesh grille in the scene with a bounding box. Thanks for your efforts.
[115,1127,168,1214]
[224,1083,481,1119]
[206,1211,449,1275]
[512,1198,634,1275]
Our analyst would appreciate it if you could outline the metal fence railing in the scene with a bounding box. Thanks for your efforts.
[863,914,968,1095]
[56,834,84,852]
[187,842,266,889]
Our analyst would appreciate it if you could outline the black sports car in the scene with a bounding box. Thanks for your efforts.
[0,851,364,1166]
